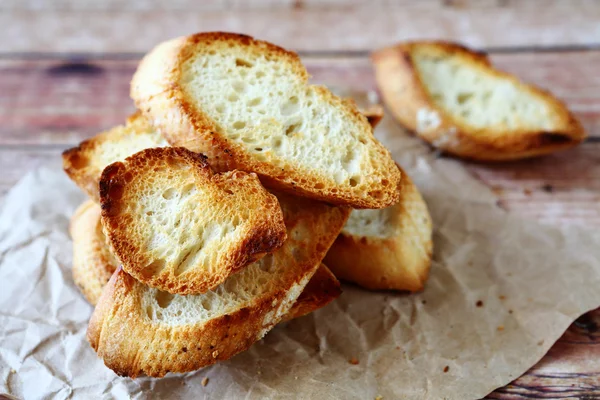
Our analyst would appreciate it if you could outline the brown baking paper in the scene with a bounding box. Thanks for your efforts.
[2,107,600,400]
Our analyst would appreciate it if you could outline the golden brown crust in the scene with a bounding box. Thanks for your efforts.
[62,113,166,202]
[99,147,287,295]
[324,166,432,291]
[281,264,341,322]
[70,201,119,305]
[132,32,400,208]
[87,193,350,378]
[372,41,586,161]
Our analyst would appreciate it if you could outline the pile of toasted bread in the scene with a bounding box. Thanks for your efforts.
[64,32,433,378]
[64,33,583,379]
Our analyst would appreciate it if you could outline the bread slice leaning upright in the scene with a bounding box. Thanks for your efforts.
[63,113,168,202]
[99,147,287,295]
[131,32,401,209]
[324,165,432,291]
[70,201,341,316]
[372,41,586,161]
[88,192,350,378]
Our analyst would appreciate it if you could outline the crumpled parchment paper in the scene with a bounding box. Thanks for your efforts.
[2,109,600,400]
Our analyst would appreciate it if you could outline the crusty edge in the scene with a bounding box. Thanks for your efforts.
[324,166,432,292]
[87,200,350,377]
[99,146,287,295]
[372,41,586,161]
[282,263,341,322]
[131,32,400,208]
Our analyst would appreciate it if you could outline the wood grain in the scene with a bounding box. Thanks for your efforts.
[2,0,600,53]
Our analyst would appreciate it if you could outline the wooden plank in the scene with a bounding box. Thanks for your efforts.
[2,0,600,53]
[1,51,600,145]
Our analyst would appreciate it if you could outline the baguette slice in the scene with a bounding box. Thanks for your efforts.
[63,113,168,202]
[131,32,401,209]
[70,199,340,315]
[70,200,119,306]
[372,41,586,161]
[324,166,432,291]
[88,192,350,377]
[100,147,287,295]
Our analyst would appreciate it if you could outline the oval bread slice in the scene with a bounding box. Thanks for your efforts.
[63,113,168,202]
[70,201,340,316]
[99,147,287,295]
[70,200,119,306]
[372,41,586,161]
[324,166,432,291]
[87,192,350,377]
[131,32,401,209]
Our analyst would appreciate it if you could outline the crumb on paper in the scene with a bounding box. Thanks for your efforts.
[509,309,514,314]
[497,325,504,331]
[443,366,449,373]
[524,188,532,196]
[349,357,359,365]
[295,376,298,380]
[396,346,401,350]
[476,300,483,307]
[201,377,209,387]
[499,295,506,300]
[375,396,383,400]
[491,186,503,195]
[538,340,544,346]
[421,300,427,305]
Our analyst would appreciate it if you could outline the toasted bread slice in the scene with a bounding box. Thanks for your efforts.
[131,32,400,209]
[372,41,586,161]
[281,263,341,321]
[324,166,432,291]
[87,192,350,377]
[71,200,340,316]
[63,113,168,201]
[99,147,287,295]
[70,200,119,306]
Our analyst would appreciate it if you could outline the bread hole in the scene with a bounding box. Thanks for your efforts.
[174,219,181,228]
[108,183,124,201]
[228,93,239,102]
[273,138,282,148]
[232,81,246,93]
[215,104,225,113]
[233,121,246,130]
[314,183,324,189]
[146,211,154,216]
[225,189,234,195]
[235,58,253,68]
[145,306,153,319]
[146,259,166,275]
[460,110,471,118]
[201,299,213,311]
[349,178,359,187]
[181,183,195,196]
[248,97,262,107]
[431,93,443,103]
[456,92,473,105]
[256,71,265,78]
[162,188,176,200]
[155,291,175,308]
[209,50,216,55]
[280,96,300,116]
[483,91,492,101]
[368,190,383,199]
[242,136,256,144]
[285,122,301,137]
[254,147,263,152]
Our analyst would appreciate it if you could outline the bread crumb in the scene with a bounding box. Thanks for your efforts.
[295,376,298,380]
[443,366,449,373]
[476,300,483,307]
[524,188,532,196]
[497,325,504,331]
[537,340,544,346]
[349,357,359,365]
[375,396,383,400]
[201,377,209,387]
[509,309,513,314]
[499,295,506,300]
[542,184,554,193]
[212,350,219,358]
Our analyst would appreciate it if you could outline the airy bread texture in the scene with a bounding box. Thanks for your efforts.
[100,147,287,295]
[70,200,119,305]
[63,113,168,201]
[131,32,401,208]
[372,41,586,161]
[87,192,350,377]
[71,200,340,317]
[324,166,432,291]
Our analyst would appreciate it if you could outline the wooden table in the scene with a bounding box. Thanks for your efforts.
[2,1,599,397]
